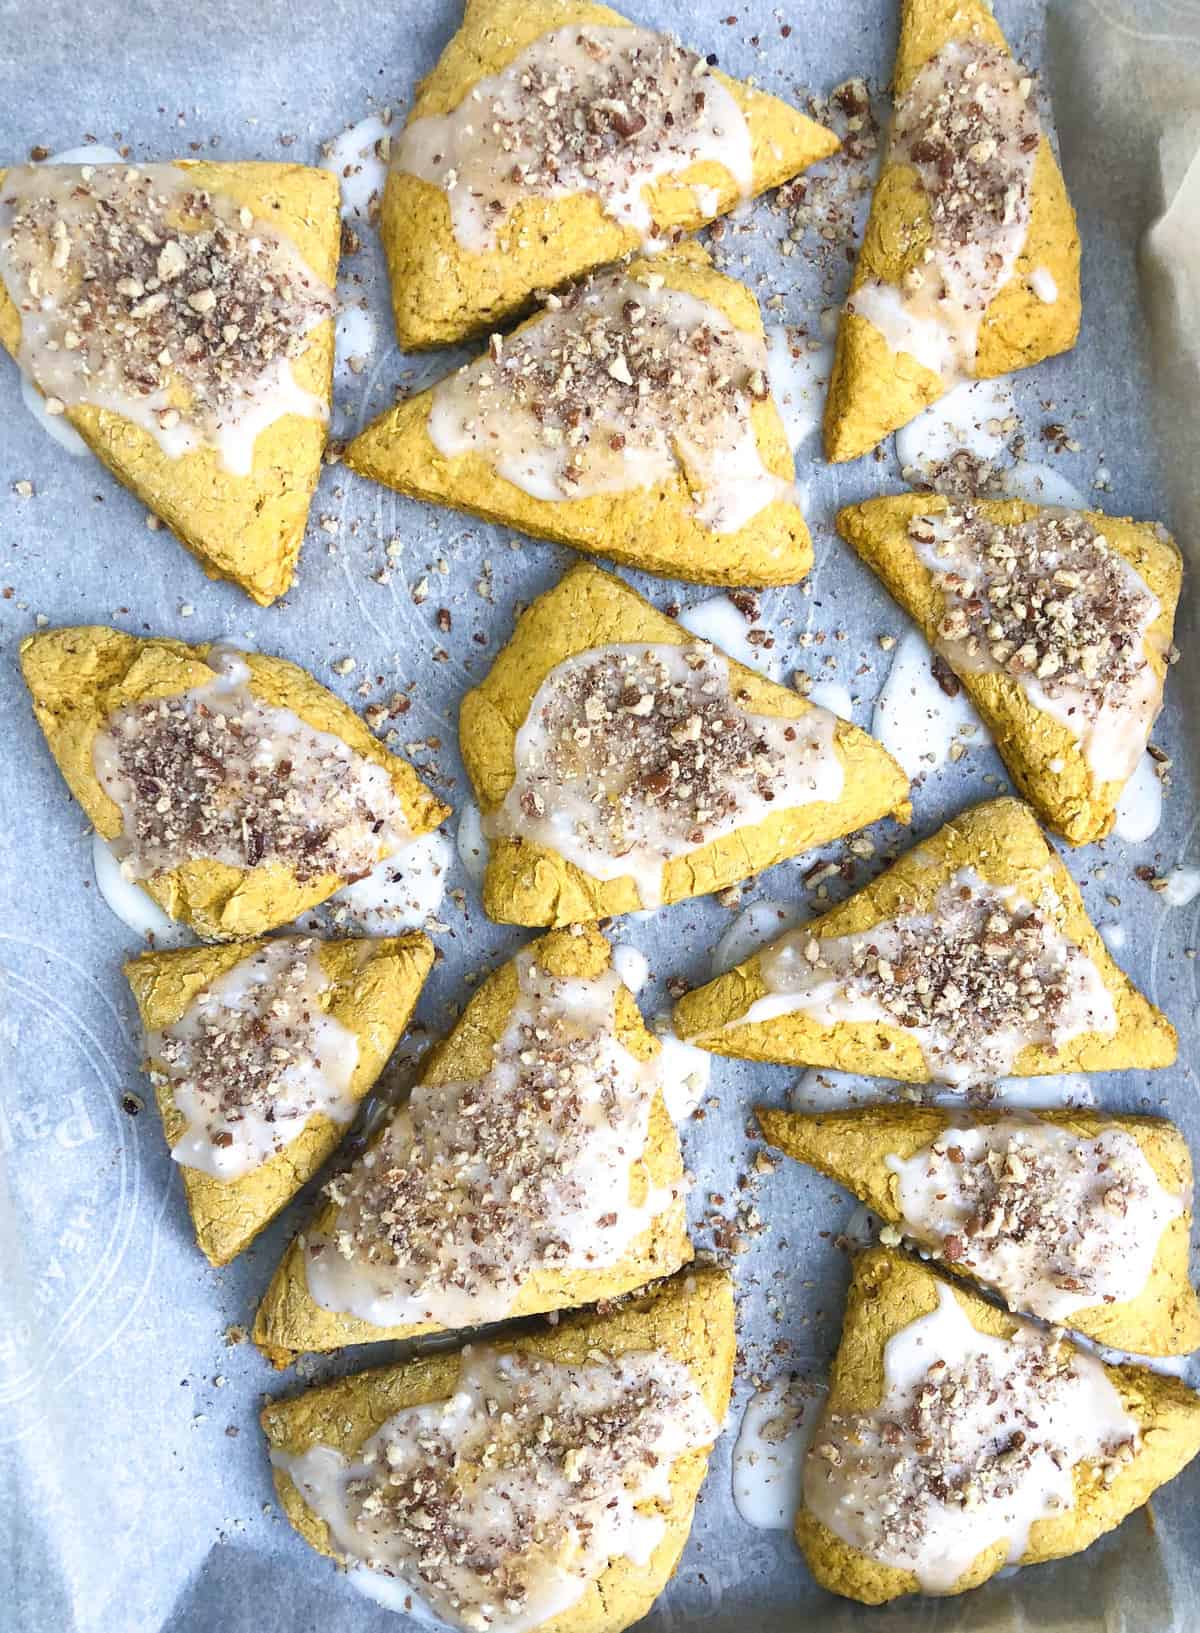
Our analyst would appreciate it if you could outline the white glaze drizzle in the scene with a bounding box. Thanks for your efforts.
[147,936,360,1180]
[395,24,752,252]
[0,163,333,474]
[743,866,1116,1087]
[489,642,843,910]
[304,950,678,1328]
[273,1345,717,1633]
[886,1117,1183,1321]
[804,1283,1138,1592]
[848,38,1040,382]
[428,271,787,533]
[93,649,410,886]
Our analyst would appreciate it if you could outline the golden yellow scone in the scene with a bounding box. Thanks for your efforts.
[20,625,449,940]
[0,161,339,603]
[824,0,1081,462]
[254,925,692,1365]
[346,242,814,587]
[674,797,1176,1077]
[461,562,911,927]
[383,0,838,348]
[758,1106,1200,1356]
[261,1265,734,1633]
[797,1248,1200,1604]
[124,933,434,1266]
[837,493,1183,845]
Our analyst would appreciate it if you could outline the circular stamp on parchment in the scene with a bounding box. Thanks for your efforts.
[0,937,162,1435]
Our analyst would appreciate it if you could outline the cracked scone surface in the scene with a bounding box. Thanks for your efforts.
[823,0,1080,462]
[0,160,339,603]
[261,1265,734,1633]
[125,933,434,1266]
[758,1105,1200,1356]
[383,0,838,348]
[673,797,1176,1076]
[837,493,1182,845]
[19,625,449,940]
[797,1248,1200,1604]
[346,242,814,587]
[460,562,910,926]
[253,925,691,1363]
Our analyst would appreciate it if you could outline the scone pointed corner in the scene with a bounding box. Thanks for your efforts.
[822,0,1080,464]
[836,494,1183,846]
[674,796,1176,1079]
[0,160,340,604]
[796,1248,1200,1605]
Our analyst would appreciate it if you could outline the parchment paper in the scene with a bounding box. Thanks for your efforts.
[2,1,1200,1629]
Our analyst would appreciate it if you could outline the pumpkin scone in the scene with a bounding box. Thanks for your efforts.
[20,626,449,941]
[673,798,1175,1083]
[346,244,814,587]
[0,160,339,602]
[262,1265,734,1633]
[798,1248,1200,1604]
[383,0,838,348]
[839,493,1183,845]
[758,1106,1200,1356]
[823,0,1081,463]
[254,926,691,1365]
[460,563,910,926]
[125,932,434,1266]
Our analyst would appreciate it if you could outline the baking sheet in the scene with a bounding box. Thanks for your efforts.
[3,0,1200,1628]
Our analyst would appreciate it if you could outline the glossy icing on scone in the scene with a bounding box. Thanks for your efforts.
[146,935,361,1181]
[396,24,752,251]
[848,37,1038,382]
[273,1344,716,1632]
[428,270,785,531]
[94,647,412,886]
[744,866,1115,1086]
[911,505,1163,783]
[885,1117,1183,1322]
[0,163,333,474]
[304,946,681,1328]
[805,1283,1137,1594]
[491,641,842,909]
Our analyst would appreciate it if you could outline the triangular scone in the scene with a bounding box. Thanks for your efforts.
[823,0,1081,462]
[839,494,1182,845]
[798,1248,1200,1604]
[346,244,813,587]
[20,626,449,941]
[0,161,339,603]
[254,926,692,1365]
[673,798,1175,1081]
[383,0,838,348]
[459,563,910,927]
[125,933,434,1266]
[758,1106,1200,1356]
[262,1266,734,1633]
